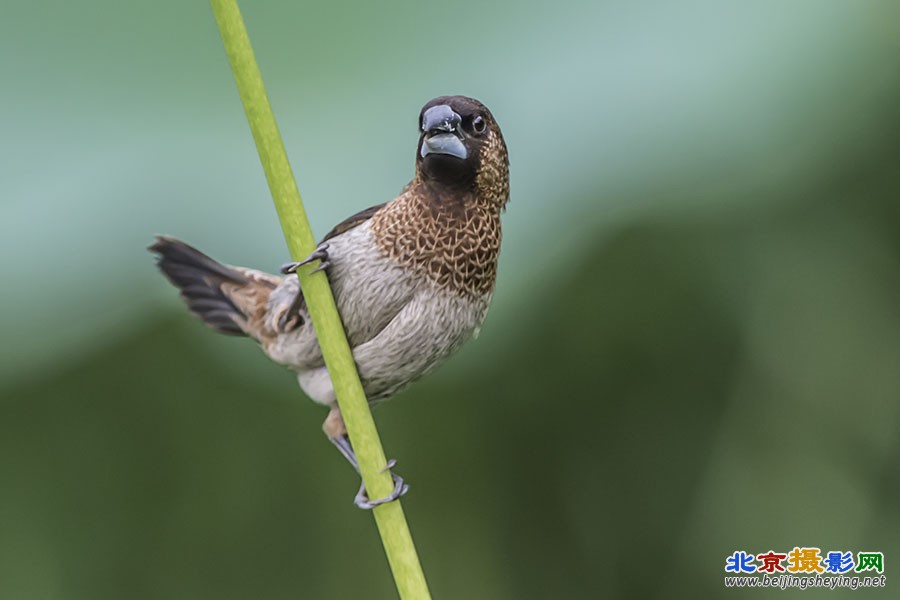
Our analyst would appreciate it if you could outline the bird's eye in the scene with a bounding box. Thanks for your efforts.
[472,115,486,134]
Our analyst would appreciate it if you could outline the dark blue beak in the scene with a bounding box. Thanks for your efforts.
[420,105,468,159]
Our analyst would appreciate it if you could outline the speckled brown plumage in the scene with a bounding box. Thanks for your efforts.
[474,120,511,212]
[370,184,502,297]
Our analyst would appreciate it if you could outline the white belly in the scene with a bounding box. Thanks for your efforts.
[298,284,491,405]
[263,221,492,405]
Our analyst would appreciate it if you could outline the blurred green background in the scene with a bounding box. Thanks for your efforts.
[2,1,899,598]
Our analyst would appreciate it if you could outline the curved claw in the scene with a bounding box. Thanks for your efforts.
[280,261,299,275]
[277,305,302,332]
[353,460,410,510]
[281,244,330,275]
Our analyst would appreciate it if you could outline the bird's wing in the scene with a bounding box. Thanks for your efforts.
[150,236,279,339]
[320,203,386,243]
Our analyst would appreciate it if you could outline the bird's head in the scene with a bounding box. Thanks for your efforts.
[416,95,509,210]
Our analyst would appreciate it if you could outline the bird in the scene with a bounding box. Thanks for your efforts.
[149,95,509,508]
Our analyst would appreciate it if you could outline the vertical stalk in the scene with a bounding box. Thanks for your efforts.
[209,2,431,597]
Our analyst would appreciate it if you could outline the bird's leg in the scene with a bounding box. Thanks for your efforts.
[281,243,330,275]
[328,435,409,509]
[277,279,307,331]
[277,244,330,330]
[324,408,409,510]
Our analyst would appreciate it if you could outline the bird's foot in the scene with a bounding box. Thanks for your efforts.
[280,243,330,275]
[354,458,410,510]
[328,434,409,510]
[277,294,305,331]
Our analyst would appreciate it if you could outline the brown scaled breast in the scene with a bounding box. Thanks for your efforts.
[370,183,502,298]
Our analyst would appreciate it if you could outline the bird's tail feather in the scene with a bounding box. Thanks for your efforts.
[149,236,276,338]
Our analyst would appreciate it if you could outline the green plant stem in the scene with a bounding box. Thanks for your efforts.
[209,2,431,598]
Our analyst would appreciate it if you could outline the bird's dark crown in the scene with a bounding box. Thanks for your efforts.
[415,95,509,210]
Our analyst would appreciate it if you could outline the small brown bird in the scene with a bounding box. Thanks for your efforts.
[150,96,509,508]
